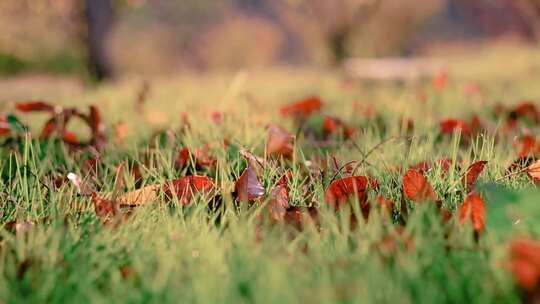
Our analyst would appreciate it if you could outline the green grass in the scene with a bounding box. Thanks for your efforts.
[1,46,540,303]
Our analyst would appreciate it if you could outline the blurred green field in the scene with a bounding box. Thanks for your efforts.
[1,45,540,303]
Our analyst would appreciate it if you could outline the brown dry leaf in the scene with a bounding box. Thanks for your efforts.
[266,124,294,157]
[117,184,161,206]
[268,185,289,221]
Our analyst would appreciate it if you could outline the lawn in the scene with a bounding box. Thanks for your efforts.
[1,46,540,303]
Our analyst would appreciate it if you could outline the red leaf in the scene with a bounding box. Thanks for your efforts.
[266,124,294,157]
[325,176,372,218]
[509,238,540,291]
[268,185,289,221]
[462,161,488,192]
[458,192,485,232]
[15,101,56,112]
[402,169,438,202]
[235,164,265,202]
[162,175,215,205]
[175,147,191,169]
[440,119,471,137]
[279,96,323,118]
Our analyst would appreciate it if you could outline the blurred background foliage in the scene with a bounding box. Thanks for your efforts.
[0,0,540,79]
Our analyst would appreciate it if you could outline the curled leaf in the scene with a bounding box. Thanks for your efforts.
[235,164,265,202]
[462,160,488,192]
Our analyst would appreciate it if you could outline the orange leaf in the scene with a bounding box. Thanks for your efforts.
[526,160,540,182]
[402,169,438,202]
[266,124,294,157]
[462,161,487,192]
[279,96,323,118]
[325,176,372,218]
[458,192,485,232]
[235,164,265,202]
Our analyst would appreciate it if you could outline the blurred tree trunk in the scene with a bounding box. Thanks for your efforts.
[84,0,114,81]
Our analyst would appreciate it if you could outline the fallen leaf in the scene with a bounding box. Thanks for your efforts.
[462,161,488,192]
[117,184,160,206]
[402,169,438,202]
[91,193,116,219]
[235,164,265,202]
[325,176,372,218]
[509,238,540,292]
[458,192,485,232]
[526,159,540,182]
[266,124,294,157]
[15,101,57,113]
[163,175,215,205]
[280,96,323,119]
[323,116,355,139]
[268,185,289,221]
[440,119,471,137]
